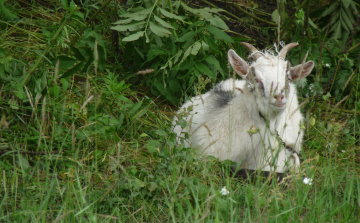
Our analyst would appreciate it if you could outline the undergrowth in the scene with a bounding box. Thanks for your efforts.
[0,0,359,222]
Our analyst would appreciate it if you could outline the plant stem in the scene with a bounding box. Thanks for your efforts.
[200,0,277,27]
[21,9,76,86]
[280,0,309,38]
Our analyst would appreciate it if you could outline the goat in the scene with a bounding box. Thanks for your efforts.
[173,42,314,174]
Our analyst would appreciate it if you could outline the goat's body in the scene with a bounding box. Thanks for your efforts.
[173,79,303,172]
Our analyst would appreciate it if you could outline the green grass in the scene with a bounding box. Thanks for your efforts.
[0,0,359,222]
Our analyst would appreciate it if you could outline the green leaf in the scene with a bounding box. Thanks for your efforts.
[49,86,61,97]
[122,31,145,42]
[120,8,152,18]
[340,18,350,32]
[205,55,223,74]
[61,78,70,91]
[154,15,175,29]
[0,48,6,57]
[51,56,77,69]
[159,7,184,20]
[320,2,338,17]
[113,18,134,25]
[342,0,352,9]
[208,16,229,30]
[179,46,192,65]
[191,42,201,55]
[70,46,85,61]
[146,140,161,153]
[350,1,359,14]
[147,48,167,61]
[207,25,233,43]
[177,31,195,42]
[111,21,145,32]
[331,21,342,39]
[61,61,85,79]
[195,62,215,79]
[155,129,168,137]
[272,9,280,24]
[201,41,209,51]
[341,9,354,30]
[17,154,30,171]
[129,101,143,114]
[173,50,183,64]
[97,45,106,71]
[149,22,172,37]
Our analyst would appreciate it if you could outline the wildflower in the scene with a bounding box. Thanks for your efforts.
[303,177,313,185]
[220,186,230,195]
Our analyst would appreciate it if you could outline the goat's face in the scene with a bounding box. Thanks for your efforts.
[228,44,314,112]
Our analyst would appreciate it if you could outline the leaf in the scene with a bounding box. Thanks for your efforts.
[179,46,192,65]
[51,56,77,69]
[191,42,201,55]
[195,62,215,79]
[146,140,161,153]
[61,61,85,79]
[0,48,6,57]
[97,45,106,71]
[320,2,338,17]
[147,48,167,61]
[205,55,223,74]
[207,25,233,43]
[173,50,183,64]
[201,41,209,51]
[155,129,168,137]
[154,15,175,29]
[129,101,143,114]
[120,8,152,18]
[308,18,319,30]
[177,31,196,42]
[111,21,145,32]
[122,31,145,42]
[70,46,85,61]
[113,18,134,24]
[208,16,229,30]
[341,9,354,30]
[61,78,70,91]
[272,9,280,24]
[149,22,172,37]
[350,1,359,14]
[342,0,352,9]
[159,7,184,21]
[331,21,342,39]
[340,18,350,33]
[49,86,61,97]
[17,154,30,171]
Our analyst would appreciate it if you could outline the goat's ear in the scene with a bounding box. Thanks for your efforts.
[228,50,249,78]
[290,61,314,80]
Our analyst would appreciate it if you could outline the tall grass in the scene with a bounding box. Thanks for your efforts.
[0,0,359,222]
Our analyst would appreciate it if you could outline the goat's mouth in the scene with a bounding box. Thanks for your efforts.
[271,103,285,108]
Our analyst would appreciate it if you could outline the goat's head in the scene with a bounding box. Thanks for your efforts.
[228,42,314,113]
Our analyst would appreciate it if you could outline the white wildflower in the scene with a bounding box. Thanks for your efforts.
[303,177,313,185]
[325,63,330,68]
[220,186,230,195]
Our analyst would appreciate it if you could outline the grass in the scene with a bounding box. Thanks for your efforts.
[0,0,359,222]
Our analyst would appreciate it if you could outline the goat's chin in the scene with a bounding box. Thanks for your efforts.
[270,104,286,112]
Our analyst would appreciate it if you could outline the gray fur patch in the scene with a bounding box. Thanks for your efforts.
[212,84,235,107]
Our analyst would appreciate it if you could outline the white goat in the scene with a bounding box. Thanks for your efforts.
[173,42,314,173]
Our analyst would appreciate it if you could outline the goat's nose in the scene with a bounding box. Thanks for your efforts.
[274,95,284,102]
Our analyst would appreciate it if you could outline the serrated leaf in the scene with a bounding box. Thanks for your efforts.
[177,31,195,42]
[179,46,192,65]
[181,2,212,19]
[154,15,175,29]
[195,62,215,79]
[122,31,145,42]
[146,140,161,153]
[208,16,229,30]
[111,21,145,32]
[113,18,134,24]
[207,25,233,43]
[320,2,338,17]
[158,8,183,21]
[173,50,183,64]
[150,22,171,37]
[120,8,152,18]
[191,42,201,55]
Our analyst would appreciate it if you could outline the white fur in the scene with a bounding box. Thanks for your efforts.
[173,48,314,173]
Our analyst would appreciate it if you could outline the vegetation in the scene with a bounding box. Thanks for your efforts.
[0,0,359,221]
